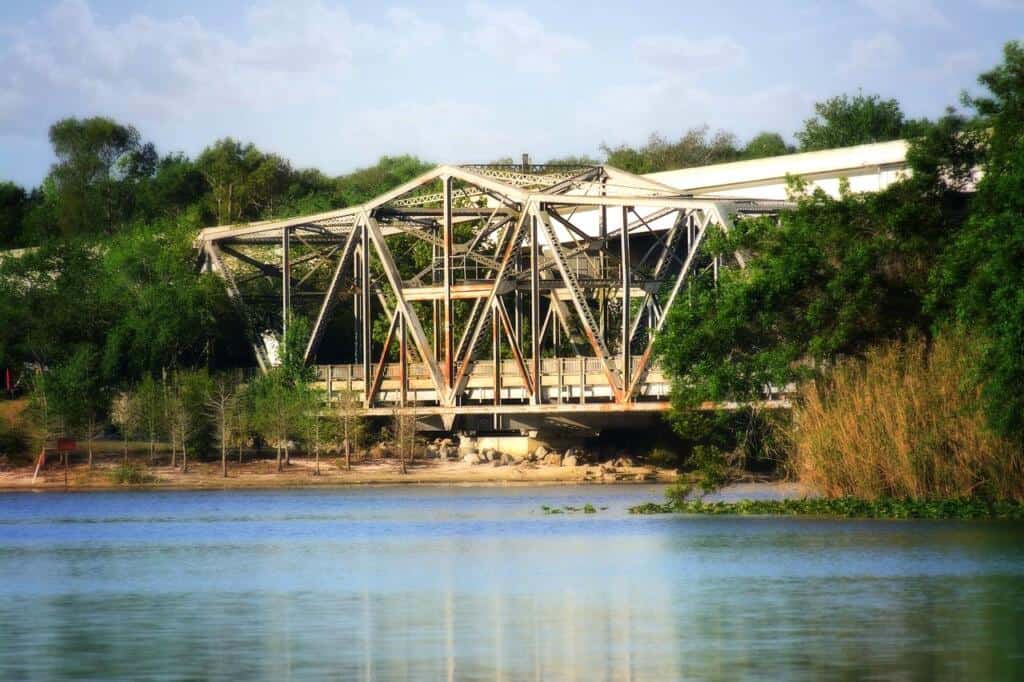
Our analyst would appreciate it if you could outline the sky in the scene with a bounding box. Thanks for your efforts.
[0,0,1020,187]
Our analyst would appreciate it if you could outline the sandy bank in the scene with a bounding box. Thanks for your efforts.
[0,455,679,491]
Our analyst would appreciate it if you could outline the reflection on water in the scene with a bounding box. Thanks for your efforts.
[0,486,1022,680]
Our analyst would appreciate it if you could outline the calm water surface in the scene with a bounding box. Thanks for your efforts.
[0,485,1022,680]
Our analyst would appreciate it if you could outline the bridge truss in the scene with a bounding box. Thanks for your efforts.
[196,162,777,430]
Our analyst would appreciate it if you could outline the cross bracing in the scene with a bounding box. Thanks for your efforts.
[195,162,785,427]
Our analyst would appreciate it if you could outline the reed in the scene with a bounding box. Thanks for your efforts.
[791,333,1024,501]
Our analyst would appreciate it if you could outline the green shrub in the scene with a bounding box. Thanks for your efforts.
[647,447,680,469]
[109,463,157,485]
[0,419,29,458]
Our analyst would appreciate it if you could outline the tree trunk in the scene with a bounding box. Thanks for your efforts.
[238,443,243,465]
[314,446,320,476]
[182,442,188,473]
[88,436,94,470]
[222,444,227,478]
[276,445,282,472]
[123,434,129,465]
[345,438,351,471]
[284,443,290,466]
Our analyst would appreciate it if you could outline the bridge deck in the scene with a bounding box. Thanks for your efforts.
[314,357,670,416]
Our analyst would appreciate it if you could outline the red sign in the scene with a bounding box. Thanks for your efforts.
[56,438,76,453]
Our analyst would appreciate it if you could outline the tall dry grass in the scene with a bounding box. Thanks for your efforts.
[791,333,1024,501]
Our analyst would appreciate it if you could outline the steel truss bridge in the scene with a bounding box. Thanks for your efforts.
[196,162,782,432]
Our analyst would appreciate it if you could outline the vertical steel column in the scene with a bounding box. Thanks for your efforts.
[529,215,541,405]
[621,206,631,396]
[432,241,440,360]
[442,176,454,390]
[353,250,360,363]
[360,225,372,405]
[492,307,500,424]
[281,227,291,344]
[599,178,608,339]
[399,312,407,408]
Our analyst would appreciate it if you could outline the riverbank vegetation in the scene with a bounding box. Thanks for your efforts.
[628,497,1024,520]
[656,42,1024,503]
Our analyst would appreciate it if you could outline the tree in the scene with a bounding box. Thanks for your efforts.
[34,347,105,469]
[742,132,793,160]
[0,182,29,248]
[206,373,240,477]
[931,41,1024,441]
[47,117,154,236]
[656,154,953,413]
[601,127,740,174]
[795,93,927,151]
[110,389,141,464]
[333,155,433,207]
[391,405,418,475]
[247,369,304,471]
[136,374,166,464]
[335,390,365,471]
[167,369,212,473]
[196,138,294,224]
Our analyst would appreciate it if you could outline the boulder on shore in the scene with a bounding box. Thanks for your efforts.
[563,454,579,467]
[542,452,563,467]
[533,445,549,460]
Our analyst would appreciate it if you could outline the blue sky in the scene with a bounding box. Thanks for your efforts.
[0,0,1020,187]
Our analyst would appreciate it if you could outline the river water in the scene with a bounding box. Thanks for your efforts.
[0,485,1022,680]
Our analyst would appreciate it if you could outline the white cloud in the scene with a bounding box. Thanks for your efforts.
[633,35,746,74]
[841,33,904,75]
[973,0,1024,8]
[464,2,586,73]
[0,0,445,135]
[589,76,810,145]
[857,0,949,27]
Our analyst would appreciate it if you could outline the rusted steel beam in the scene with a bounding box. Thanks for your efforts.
[532,205,623,401]
[367,309,400,407]
[281,227,291,342]
[365,214,448,402]
[495,298,534,398]
[450,207,530,403]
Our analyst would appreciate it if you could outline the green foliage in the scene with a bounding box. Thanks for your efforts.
[629,496,1024,519]
[930,41,1024,440]
[195,138,293,224]
[167,368,214,460]
[0,418,29,458]
[0,182,30,248]
[657,173,948,408]
[742,132,793,159]
[109,463,157,485]
[795,92,927,151]
[47,117,156,236]
[333,155,433,207]
[601,127,741,174]
[35,346,106,442]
